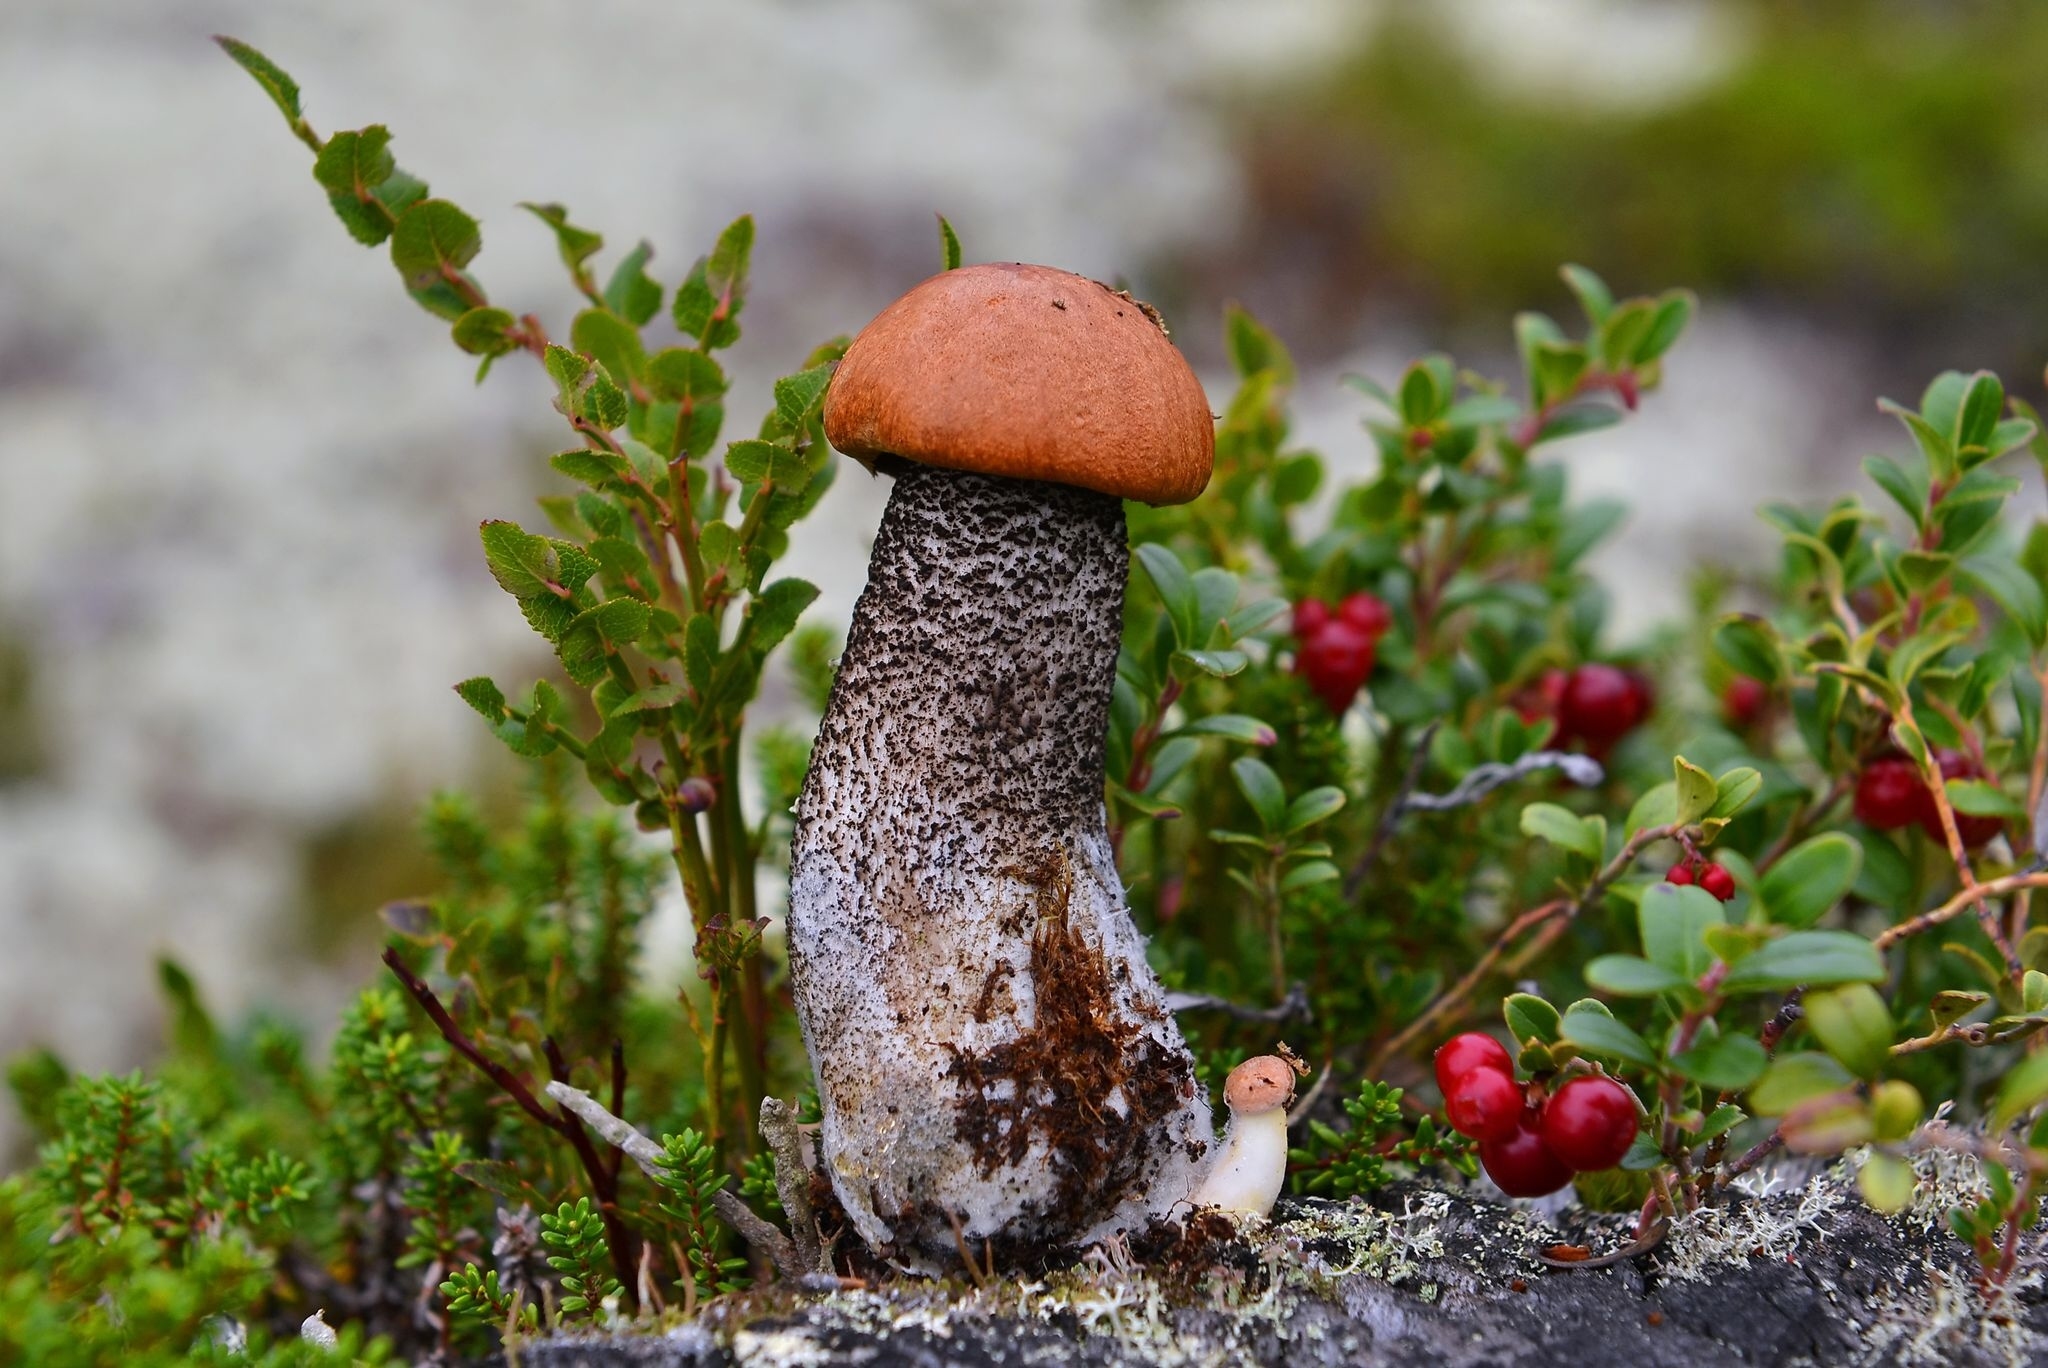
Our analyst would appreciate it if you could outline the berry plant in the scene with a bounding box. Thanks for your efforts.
[6,33,2048,1364]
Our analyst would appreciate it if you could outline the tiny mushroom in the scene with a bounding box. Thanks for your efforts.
[788,262,1217,1263]
[1190,1055,1298,1218]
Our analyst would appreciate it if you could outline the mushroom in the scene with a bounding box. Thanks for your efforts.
[787,262,1216,1261]
[1189,1055,1298,1219]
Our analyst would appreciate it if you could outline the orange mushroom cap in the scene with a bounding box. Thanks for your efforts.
[1223,1055,1296,1116]
[823,262,1215,507]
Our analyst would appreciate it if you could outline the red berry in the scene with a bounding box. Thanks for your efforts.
[1723,676,1768,728]
[1434,1032,1513,1096]
[1291,599,1331,640]
[1854,756,1924,831]
[1479,1115,1574,1197]
[1664,861,1695,887]
[1337,592,1392,638]
[1514,668,1569,726]
[1540,1075,1638,1173]
[1698,863,1736,902]
[1558,664,1645,750]
[1296,619,1376,715]
[1445,1067,1525,1142]
[1921,748,2002,848]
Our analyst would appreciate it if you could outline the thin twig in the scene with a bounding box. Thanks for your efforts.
[759,1097,823,1274]
[1164,981,1311,1024]
[543,1082,804,1281]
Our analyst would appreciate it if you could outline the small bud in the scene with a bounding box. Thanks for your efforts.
[677,777,717,813]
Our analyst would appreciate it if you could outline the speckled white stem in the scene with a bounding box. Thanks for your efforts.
[786,465,1213,1261]
[1189,1108,1289,1218]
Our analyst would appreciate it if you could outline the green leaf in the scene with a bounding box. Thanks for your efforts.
[478,521,594,599]
[1225,307,1293,384]
[520,202,603,279]
[1504,993,1561,1046]
[1638,883,1726,982]
[1859,1154,1916,1215]
[604,241,664,325]
[648,348,728,404]
[1559,263,1613,325]
[454,676,506,722]
[773,365,833,429]
[673,215,754,348]
[1947,779,2025,819]
[1673,755,1717,826]
[570,310,647,388]
[1520,802,1602,861]
[1625,781,1677,836]
[1134,543,1199,647]
[1709,767,1763,819]
[744,579,819,656]
[938,214,963,271]
[1892,549,1953,594]
[1755,833,1862,928]
[556,599,650,686]
[1175,648,1249,678]
[1559,1000,1655,1069]
[1959,555,2048,648]
[1880,398,1958,483]
[1167,714,1277,746]
[1749,1052,1854,1115]
[1584,954,1688,997]
[1930,989,1990,1029]
[1699,1104,1746,1142]
[1863,454,1929,525]
[1993,1049,2048,1129]
[1722,930,1884,993]
[1802,983,1893,1080]
[724,440,807,489]
[1231,757,1287,833]
[390,200,483,320]
[1554,499,1627,568]
[1636,289,1694,363]
[580,372,629,432]
[451,307,518,358]
[1712,614,1783,685]
[1284,786,1346,833]
[1672,1034,1768,1090]
[1955,371,2005,456]
[1398,361,1443,426]
[1443,394,1522,428]
[215,36,302,124]
[1281,860,1341,892]
[312,126,406,245]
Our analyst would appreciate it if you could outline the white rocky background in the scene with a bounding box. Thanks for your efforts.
[0,0,1970,1154]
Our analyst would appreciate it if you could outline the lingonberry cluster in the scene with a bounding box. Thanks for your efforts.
[1514,663,1652,755]
[1292,592,1392,715]
[1665,857,1735,901]
[1853,748,2003,848]
[1434,1032,1637,1197]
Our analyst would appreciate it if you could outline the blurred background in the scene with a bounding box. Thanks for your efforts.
[2,0,2045,1154]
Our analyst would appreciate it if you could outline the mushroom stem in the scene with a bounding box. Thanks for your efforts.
[788,463,1213,1260]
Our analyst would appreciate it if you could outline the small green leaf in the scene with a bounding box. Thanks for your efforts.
[1755,833,1862,928]
[938,214,963,271]
[673,215,754,348]
[390,200,483,320]
[1503,994,1561,1047]
[1749,1052,1854,1115]
[1135,543,1199,647]
[1722,930,1884,993]
[1625,781,1677,837]
[1560,263,1613,325]
[1673,755,1717,826]
[744,579,820,656]
[1947,779,2025,819]
[1638,883,1726,982]
[1281,860,1341,892]
[1672,1034,1768,1091]
[1863,454,1930,525]
[520,201,604,278]
[1802,983,1893,1079]
[312,126,407,245]
[1699,1104,1746,1142]
[773,365,833,429]
[1713,615,1783,685]
[1584,954,1688,997]
[1929,990,1989,1029]
[1959,555,2048,648]
[1174,648,1250,678]
[1231,757,1287,833]
[1284,786,1346,833]
[1708,767,1763,819]
[648,348,728,404]
[570,310,647,388]
[1520,802,1602,861]
[1167,714,1277,746]
[451,307,518,358]
[556,599,650,686]
[1858,1154,1916,1215]
[604,241,664,326]
[1559,1000,1655,1069]
[1993,1049,2048,1129]
[478,521,594,600]
[215,36,302,124]
[1636,289,1694,363]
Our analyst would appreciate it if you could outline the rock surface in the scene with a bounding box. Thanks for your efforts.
[497,1166,2048,1368]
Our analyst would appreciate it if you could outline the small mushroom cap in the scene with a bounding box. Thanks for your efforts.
[823,262,1215,506]
[1223,1055,1296,1115]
